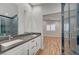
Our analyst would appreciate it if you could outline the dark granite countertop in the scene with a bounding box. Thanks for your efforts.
[0,33,41,54]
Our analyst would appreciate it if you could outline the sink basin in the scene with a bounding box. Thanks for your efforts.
[0,39,23,51]
[31,35,37,37]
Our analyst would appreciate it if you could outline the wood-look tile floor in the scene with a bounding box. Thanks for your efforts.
[37,36,61,55]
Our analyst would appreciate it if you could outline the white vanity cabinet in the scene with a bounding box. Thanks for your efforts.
[1,36,41,55]
[2,42,29,55]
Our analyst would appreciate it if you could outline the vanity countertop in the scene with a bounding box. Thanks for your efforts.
[0,33,41,54]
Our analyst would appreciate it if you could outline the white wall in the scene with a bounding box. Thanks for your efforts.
[0,3,17,17]
[24,4,32,32]
[17,4,25,34]
[32,5,43,33]
[17,3,32,34]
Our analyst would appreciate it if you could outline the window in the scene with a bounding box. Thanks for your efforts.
[46,24,56,32]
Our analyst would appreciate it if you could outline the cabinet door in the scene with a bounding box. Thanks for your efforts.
[15,42,29,55]
[36,36,41,49]
[34,36,42,54]
[29,36,41,55]
[22,42,29,55]
[29,39,37,55]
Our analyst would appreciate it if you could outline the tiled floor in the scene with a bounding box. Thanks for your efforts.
[37,36,61,55]
[36,36,77,55]
[64,38,77,55]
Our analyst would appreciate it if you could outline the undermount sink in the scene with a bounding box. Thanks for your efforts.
[31,35,37,37]
[0,39,23,51]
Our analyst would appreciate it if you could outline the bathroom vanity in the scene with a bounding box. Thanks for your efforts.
[0,33,42,55]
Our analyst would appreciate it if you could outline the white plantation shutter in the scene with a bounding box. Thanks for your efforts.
[46,24,51,31]
[51,24,55,31]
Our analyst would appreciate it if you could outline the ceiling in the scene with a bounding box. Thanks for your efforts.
[30,3,57,6]
[16,3,59,7]
[31,3,44,6]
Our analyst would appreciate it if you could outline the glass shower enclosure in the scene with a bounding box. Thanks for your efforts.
[61,3,77,55]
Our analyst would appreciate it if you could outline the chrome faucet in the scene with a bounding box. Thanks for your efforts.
[8,35,13,40]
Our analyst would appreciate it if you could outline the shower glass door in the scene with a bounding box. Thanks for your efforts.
[63,3,70,55]
[62,3,77,55]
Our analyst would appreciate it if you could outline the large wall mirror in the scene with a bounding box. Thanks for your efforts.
[0,15,18,36]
